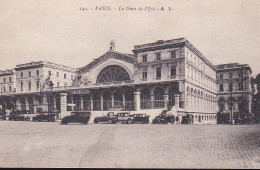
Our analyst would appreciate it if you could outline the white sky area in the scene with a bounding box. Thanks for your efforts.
[0,0,259,76]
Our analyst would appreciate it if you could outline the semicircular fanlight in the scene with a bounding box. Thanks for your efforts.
[96,65,131,83]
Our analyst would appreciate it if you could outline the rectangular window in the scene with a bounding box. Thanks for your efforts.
[3,78,5,83]
[220,74,223,80]
[156,53,161,61]
[71,75,73,80]
[142,55,147,62]
[36,70,39,76]
[239,71,242,77]
[156,67,161,79]
[48,71,51,77]
[29,71,31,77]
[36,81,40,89]
[9,77,11,82]
[229,72,233,79]
[28,82,31,90]
[142,70,147,80]
[171,51,176,59]
[21,82,23,91]
[21,72,23,78]
[64,74,67,79]
[56,72,59,77]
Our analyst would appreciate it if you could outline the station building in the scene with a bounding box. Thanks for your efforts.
[0,38,219,124]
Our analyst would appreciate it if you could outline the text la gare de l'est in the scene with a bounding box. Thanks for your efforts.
[79,6,173,11]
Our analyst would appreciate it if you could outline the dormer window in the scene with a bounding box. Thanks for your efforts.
[142,55,147,62]
[156,53,161,61]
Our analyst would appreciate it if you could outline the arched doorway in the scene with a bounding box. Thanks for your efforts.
[141,88,151,109]
[27,97,34,113]
[168,86,178,108]
[103,91,112,111]
[20,97,26,111]
[125,88,134,110]
[154,87,164,108]
[113,91,123,108]
[96,65,131,84]
[93,92,101,111]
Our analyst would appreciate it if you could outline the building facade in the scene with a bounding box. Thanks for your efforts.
[0,38,220,124]
[216,63,253,117]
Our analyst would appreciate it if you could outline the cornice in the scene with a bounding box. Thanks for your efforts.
[79,51,134,73]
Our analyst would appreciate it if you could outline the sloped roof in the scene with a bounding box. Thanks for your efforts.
[79,51,134,73]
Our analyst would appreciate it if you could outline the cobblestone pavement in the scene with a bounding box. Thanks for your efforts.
[0,121,259,168]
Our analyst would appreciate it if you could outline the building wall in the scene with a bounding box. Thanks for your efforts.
[134,45,185,84]
[216,64,252,114]
[0,70,16,94]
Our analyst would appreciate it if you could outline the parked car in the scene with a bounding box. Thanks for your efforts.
[9,110,30,121]
[152,111,175,124]
[0,110,6,120]
[132,114,150,124]
[61,111,91,124]
[94,112,117,124]
[115,112,134,124]
[32,111,56,122]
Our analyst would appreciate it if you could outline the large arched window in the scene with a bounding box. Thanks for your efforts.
[156,67,161,79]
[170,65,176,77]
[97,65,131,83]
[219,83,224,92]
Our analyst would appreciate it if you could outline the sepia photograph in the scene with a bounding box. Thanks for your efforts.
[0,0,259,168]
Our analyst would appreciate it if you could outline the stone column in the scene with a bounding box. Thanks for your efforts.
[174,94,180,109]
[100,95,104,111]
[111,94,114,108]
[42,94,47,112]
[90,95,93,111]
[80,95,84,111]
[151,93,154,109]
[71,95,74,111]
[60,93,67,118]
[53,95,57,111]
[122,93,126,109]
[134,91,141,111]
[25,97,29,111]
[164,94,169,109]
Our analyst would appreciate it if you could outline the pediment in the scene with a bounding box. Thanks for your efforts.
[79,51,134,73]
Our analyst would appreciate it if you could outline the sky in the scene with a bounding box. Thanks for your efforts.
[0,0,259,76]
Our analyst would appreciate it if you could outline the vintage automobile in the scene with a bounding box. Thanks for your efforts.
[61,111,91,124]
[94,112,117,124]
[9,110,31,121]
[0,110,6,120]
[132,114,150,124]
[32,111,56,122]
[152,111,175,124]
[115,112,134,124]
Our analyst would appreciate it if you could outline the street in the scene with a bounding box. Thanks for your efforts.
[0,121,259,168]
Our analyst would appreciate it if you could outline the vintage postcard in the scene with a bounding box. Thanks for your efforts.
[0,0,259,168]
